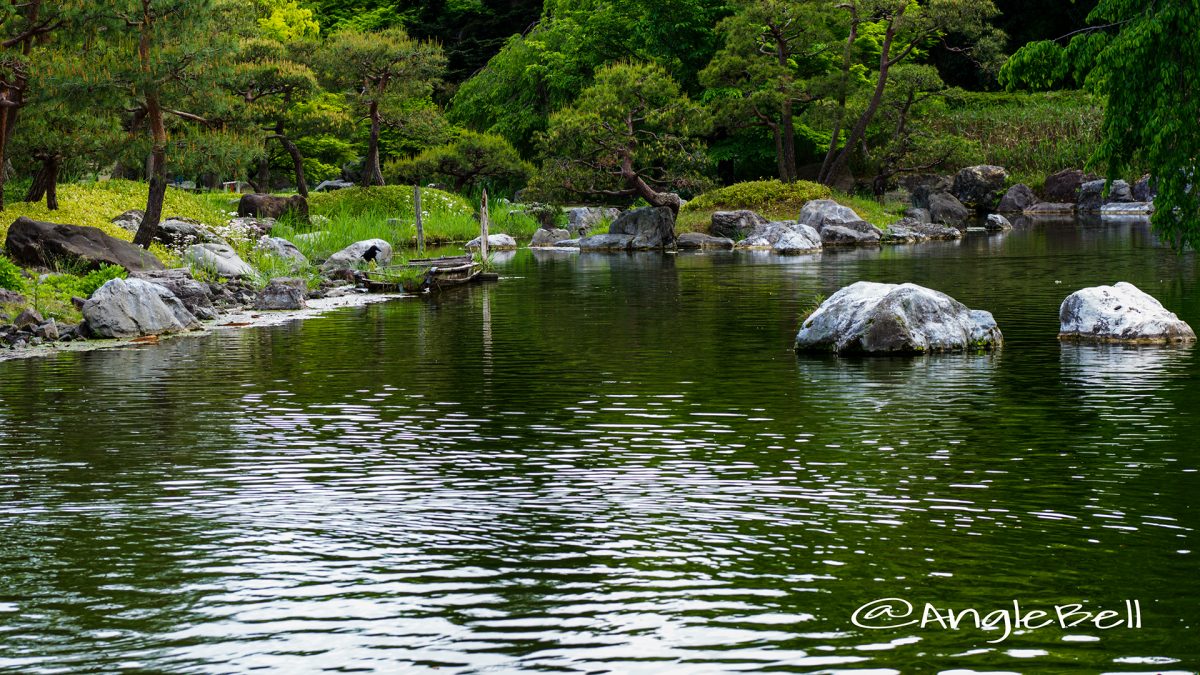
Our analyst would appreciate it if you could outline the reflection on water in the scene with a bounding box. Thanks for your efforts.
[1,217,1199,673]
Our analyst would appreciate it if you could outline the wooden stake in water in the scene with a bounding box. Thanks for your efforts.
[413,185,424,254]
[480,189,490,262]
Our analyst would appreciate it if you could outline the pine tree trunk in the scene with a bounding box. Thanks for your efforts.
[780,99,797,183]
[362,101,385,187]
[23,155,59,207]
[45,156,60,210]
[277,135,308,197]
[134,97,168,249]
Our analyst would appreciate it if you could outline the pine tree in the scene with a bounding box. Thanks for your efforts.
[314,27,445,187]
[101,0,260,248]
[0,1,90,209]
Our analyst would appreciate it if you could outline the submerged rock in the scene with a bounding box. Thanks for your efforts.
[185,243,256,278]
[1059,282,1195,344]
[795,281,1003,355]
[465,233,518,251]
[83,278,200,338]
[676,232,735,250]
[578,233,636,251]
[254,277,308,310]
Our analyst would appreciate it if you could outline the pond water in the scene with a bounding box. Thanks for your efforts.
[1,218,1199,673]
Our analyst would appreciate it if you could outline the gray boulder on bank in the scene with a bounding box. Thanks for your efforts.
[254,277,308,310]
[676,232,734,250]
[256,236,309,268]
[985,214,1013,231]
[324,238,395,270]
[465,233,518,251]
[185,243,256,278]
[1078,179,1134,213]
[798,200,861,230]
[530,228,571,247]
[238,193,308,221]
[1026,202,1076,214]
[156,218,226,249]
[795,281,1003,355]
[1133,174,1156,202]
[905,207,931,223]
[997,184,1038,213]
[112,210,145,232]
[566,207,620,236]
[130,269,218,320]
[952,165,1009,211]
[5,216,165,272]
[1044,169,1096,203]
[609,206,676,249]
[710,210,768,239]
[82,278,200,338]
[821,223,881,246]
[578,233,636,251]
[735,221,822,254]
[1059,282,1195,344]
[929,192,970,226]
[881,218,961,244]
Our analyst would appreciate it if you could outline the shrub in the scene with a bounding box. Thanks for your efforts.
[678,180,833,232]
[0,256,24,292]
[684,180,832,216]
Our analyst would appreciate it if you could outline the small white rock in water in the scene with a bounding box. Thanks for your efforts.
[1059,282,1195,344]
[795,281,1002,355]
[465,233,518,251]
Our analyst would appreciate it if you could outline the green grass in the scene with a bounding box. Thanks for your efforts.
[679,180,833,232]
[930,90,1122,188]
[679,179,902,232]
[0,180,226,264]
[302,185,541,252]
[0,256,127,324]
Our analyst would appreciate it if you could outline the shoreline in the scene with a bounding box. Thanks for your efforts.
[0,291,409,364]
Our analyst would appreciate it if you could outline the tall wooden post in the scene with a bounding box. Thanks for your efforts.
[413,185,424,254]
[480,189,490,262]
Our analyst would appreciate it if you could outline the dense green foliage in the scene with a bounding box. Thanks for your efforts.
[0,0,1192,256]
[385,131,532,193]
[531,62,711,211]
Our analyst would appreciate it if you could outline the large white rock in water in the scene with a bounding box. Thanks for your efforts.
[736,221,822,254]
[1059,282,1195,343]
[83,278,201,338]
[795,282,1003,354]
[465,233,518,251]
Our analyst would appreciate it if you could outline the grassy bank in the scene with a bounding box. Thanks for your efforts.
[931,91,1111,189]
[679,180,904,233]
